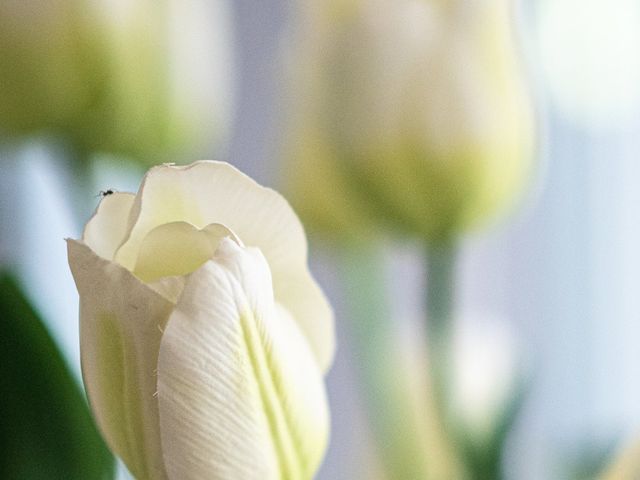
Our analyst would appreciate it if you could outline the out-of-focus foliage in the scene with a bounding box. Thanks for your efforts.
[0,0,226,164]
[338,246,464,479]
[0,272,114,479]
[599,439,640,480]
[282,0,534,245]
[455,380,526,480]
[448,318,525,480]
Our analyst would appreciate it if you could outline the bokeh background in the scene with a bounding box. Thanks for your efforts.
[2,0,640,479]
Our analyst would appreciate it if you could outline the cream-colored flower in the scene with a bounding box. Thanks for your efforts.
[0,0,230,162]
[283,0,534,244]
[67,161,333,479]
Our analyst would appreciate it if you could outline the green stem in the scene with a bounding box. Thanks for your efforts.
[425,242,458,430]
[339,241,430,480]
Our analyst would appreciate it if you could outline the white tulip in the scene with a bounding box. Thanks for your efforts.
[67,161,334,479]
[283,0,534,243]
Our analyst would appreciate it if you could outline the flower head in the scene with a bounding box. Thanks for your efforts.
[283,0,535,244]
[68,161,334,479]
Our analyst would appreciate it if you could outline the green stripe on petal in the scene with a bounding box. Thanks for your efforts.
[158,239,329,480]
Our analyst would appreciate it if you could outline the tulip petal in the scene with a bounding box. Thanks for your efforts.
[133,221,239,283]
[115,161,334,372]
[82,193,136,261]
[67,239,172,480]
[157,239,329,480]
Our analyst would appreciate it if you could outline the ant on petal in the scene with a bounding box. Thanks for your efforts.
[96,189,115,198]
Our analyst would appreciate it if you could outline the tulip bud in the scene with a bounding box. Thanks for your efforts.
[282,0,534,244]
[0,0,228,163]
[68,161,334,479]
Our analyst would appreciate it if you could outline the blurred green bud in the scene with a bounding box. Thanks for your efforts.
[0,0,230,163]
[282,0,534,244]
[0,0,102,141]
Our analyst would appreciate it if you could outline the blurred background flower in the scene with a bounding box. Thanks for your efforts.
[0,0,232,166]
[281,0,534,245]
[279,1,535,478]
[2,0,640,478]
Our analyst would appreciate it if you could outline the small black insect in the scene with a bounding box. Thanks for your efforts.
[96,189,115,198]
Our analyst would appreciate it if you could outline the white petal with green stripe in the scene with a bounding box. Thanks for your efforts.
[67,240,171,480]
[157,239,329,480]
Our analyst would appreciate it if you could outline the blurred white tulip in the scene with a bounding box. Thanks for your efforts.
[0,0,233,162]
[282,0,534,244]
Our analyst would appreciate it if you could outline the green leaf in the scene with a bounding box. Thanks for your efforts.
[455,376,529,480]
[0,272,114,480]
